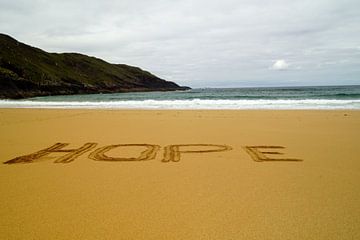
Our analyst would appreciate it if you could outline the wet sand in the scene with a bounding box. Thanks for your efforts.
[0,109,359,239]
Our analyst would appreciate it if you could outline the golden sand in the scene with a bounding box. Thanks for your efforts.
[0,109,359,239]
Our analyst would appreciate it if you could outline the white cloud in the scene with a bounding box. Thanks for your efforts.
[271,59,290,70]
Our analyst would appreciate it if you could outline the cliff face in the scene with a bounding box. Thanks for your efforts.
[0,34,189,99]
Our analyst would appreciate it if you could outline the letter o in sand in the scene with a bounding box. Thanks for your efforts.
[89,144,160,162]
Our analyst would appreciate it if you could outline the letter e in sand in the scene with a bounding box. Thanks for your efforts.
[243,146,302,162]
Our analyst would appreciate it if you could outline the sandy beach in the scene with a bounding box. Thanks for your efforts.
[0,109,359,239]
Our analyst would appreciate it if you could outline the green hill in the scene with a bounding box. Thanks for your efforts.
[0,34,189,99]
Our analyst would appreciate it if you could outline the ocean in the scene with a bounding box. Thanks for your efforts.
[1,85,360,109]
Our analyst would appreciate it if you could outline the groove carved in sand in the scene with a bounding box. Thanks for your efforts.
[162,144,233,162]
[89,144,160,162]
[3,143,303,164]
[4,143,97,164]
[243,146,303,162]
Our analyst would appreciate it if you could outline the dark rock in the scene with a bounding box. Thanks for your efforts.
[0,33,190,99]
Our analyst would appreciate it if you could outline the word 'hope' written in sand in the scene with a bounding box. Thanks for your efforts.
[4,143,303,164]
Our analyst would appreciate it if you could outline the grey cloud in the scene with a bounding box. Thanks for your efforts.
[0,0,359,87]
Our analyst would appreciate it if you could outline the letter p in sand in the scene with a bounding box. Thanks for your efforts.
[162,144,232,162]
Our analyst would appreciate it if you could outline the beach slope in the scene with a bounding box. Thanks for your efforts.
[0,109,359,239]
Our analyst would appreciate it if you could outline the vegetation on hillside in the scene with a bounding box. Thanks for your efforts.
[0,34,189,99]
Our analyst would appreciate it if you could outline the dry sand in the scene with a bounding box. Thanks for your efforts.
[0,109,359,239]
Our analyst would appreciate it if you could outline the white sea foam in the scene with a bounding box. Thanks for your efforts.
[0,99,360,109]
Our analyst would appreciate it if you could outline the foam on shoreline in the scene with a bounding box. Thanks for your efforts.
[1,99,360,109]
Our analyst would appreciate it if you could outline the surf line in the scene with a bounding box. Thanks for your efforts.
[3,143,303,164]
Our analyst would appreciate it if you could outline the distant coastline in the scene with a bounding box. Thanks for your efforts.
[0,33,190,99]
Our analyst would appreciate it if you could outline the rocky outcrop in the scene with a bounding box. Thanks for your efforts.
[0,34,189,99]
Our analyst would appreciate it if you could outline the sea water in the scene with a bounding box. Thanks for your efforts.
[0,85,360,109]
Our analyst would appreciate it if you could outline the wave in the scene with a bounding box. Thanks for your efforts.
[1,99,360,109]
[326,93,360,98]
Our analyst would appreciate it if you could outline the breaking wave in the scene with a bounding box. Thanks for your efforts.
[1,99,359,109]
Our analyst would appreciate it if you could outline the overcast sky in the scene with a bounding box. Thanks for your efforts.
[1,0,359,87]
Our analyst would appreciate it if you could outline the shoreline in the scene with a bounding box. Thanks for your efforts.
[1,108,360,111]
[2,108,359,110]
[1,85,359,110]
[1,103,359,110]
